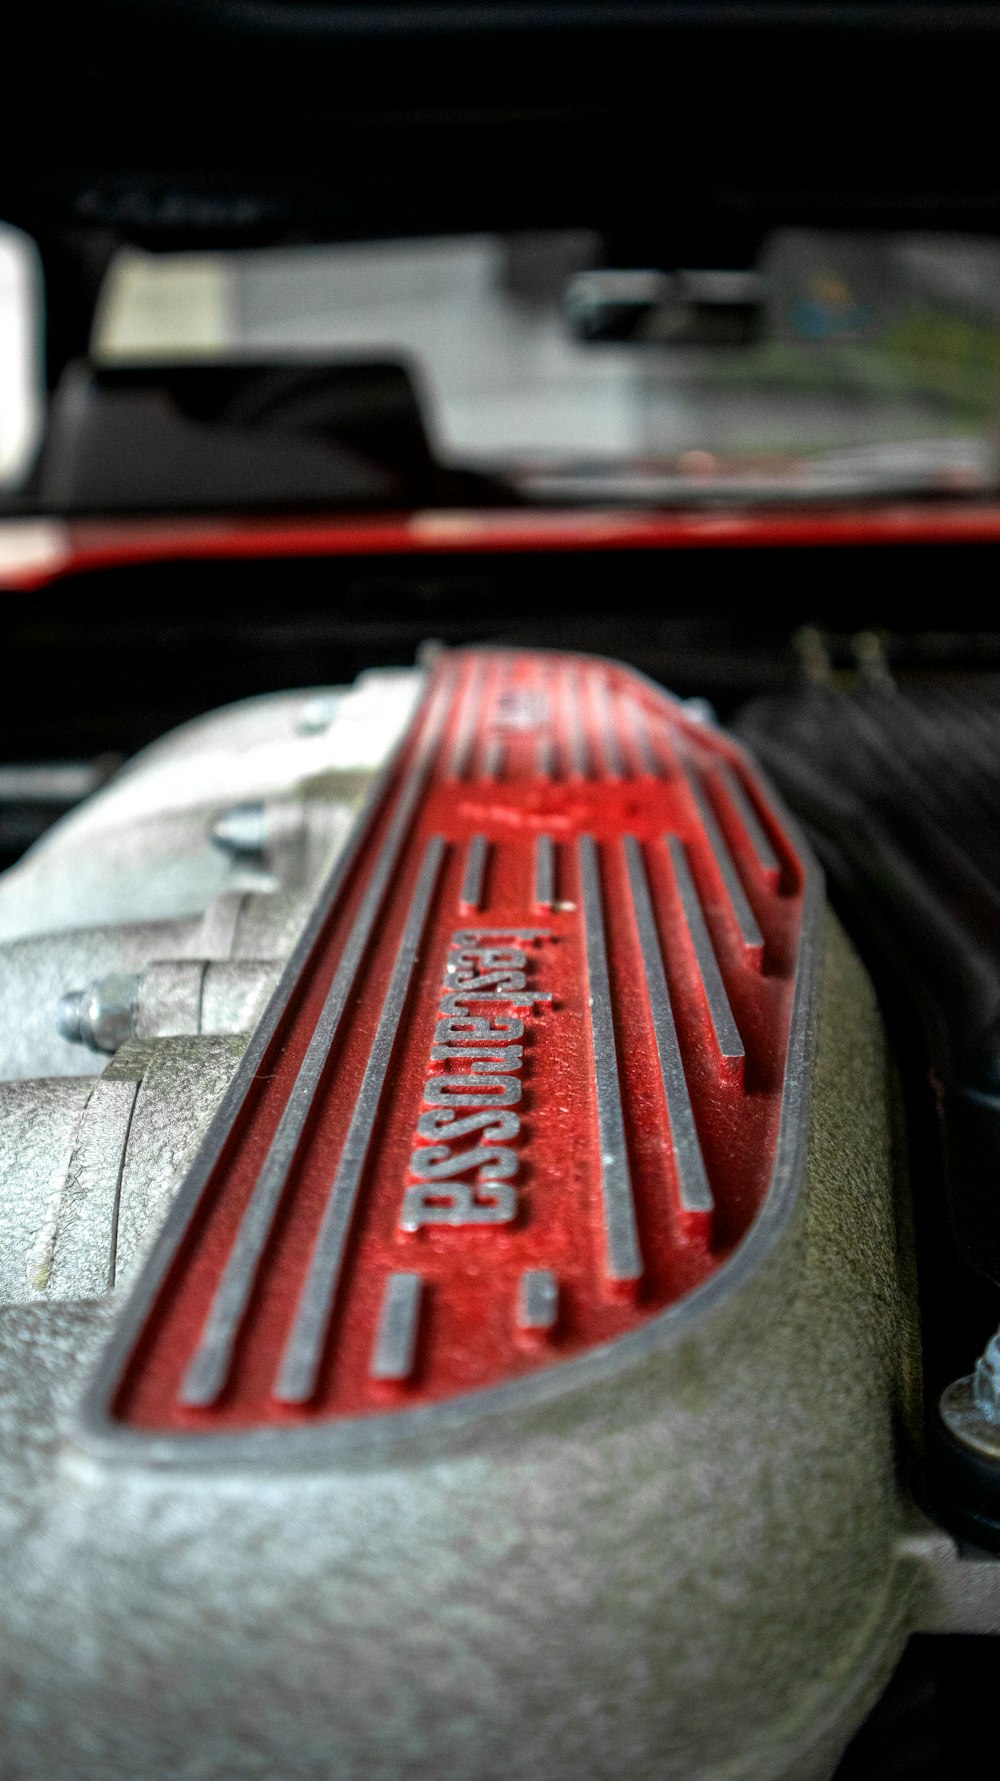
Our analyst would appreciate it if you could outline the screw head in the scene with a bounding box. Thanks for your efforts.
[211,802,269,857]
[55,973,139,1053]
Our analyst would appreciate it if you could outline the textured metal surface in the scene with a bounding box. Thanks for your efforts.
[460,832,489,910]
[682,767,764,952]
[0,655,933,1779]
[666,835,745,1061]
[46,1074,140,1294]
[371,1272,423,1382]
[0,1076,94,1303]
[80,649,814,1449]
[625,836,714,1217]
[0,910,923,1781]
[578,831,643,1285]
[519,1266,558,1331]
[0,675,424,1308]
[176,704,450,1409]
[275,834,448,1406]
[534,831,555,909]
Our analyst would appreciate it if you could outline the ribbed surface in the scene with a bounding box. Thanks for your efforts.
[98,651,810,1438]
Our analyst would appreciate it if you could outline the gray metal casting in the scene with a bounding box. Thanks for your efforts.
[0,910,934,1781]
[0,663,990,1779]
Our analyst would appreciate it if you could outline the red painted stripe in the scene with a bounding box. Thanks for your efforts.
[2,501,1000,590]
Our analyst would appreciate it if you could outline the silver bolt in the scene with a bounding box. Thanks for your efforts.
[56,972,140,1054]
[211,801,270,857]
[295,694,341,737]
[683,697,717,727]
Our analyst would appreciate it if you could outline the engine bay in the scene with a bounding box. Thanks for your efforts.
[5,2,1000,1766]
[0,536,995,1775]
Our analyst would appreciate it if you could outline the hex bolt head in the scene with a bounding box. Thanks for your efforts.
[54,991,87,1046]
[683,697,718,727]
[55,972,140,1054]
[210,802,270,857]
[295,693,342,737]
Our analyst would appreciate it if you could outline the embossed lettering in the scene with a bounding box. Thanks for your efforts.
[433,1016,524,1044]
[423,1074,522,1107]
[400,928,551,1231]
[400,1179,517,1230]
[409,1144,518,1182]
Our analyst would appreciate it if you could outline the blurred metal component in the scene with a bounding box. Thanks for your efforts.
[938,1375,1000,1461]
[370,1272,423,1382]
[295,694,342,737]
[0,652,951,1781]
[211,801,270,856]
[853,630,896,692]
[211,798,311,863]
[939,1329,1000,1457]
[794,625,834,686]
[55,971,139,1054]
[518,1267,558,1332]
[681,696,717,725]
[976,1333,1000,1422]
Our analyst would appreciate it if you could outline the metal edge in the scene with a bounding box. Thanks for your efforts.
[74,667,434,1442]
[274,834,447,1402]
[534,833,555,909]
[682,765,764,952]
[180,687,453,1407]
[624,835,715,1216]
[666,834,745,1061]
[371,1273,424,1382]
[74,649,824,1469]
[518,1269,558,1332]
[716,761,781,875]
[460,833,489,910]
[577,835,643,1283]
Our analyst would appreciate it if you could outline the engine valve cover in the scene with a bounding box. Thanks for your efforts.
[85,649,811,1454]
[0,647,928,1781]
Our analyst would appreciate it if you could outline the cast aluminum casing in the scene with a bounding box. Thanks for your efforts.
[0,650,977,1780]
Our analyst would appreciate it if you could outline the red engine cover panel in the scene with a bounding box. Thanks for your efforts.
[92,650,813,1442]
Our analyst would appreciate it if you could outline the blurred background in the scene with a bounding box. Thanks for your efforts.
[5,219,1000,505]
[5,5,1000,1775]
